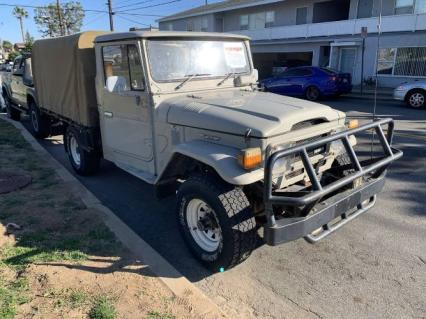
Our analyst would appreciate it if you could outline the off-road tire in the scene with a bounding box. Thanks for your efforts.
[3,93,20,121]
[305,86,321,101]
[65,126,100,176]
[29,101,50,138]
[406,89,425,109]
[177,174,257,272]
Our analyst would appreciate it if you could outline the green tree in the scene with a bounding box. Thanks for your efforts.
[12,7,29,43]
[24,31,34,52]
[8,51,20,62]
[34,1,85,38]
[2,40,13,52]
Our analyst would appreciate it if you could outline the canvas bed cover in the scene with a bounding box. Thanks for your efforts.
[32,31,108,127]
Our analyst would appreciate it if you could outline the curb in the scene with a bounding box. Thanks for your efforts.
[345,94,393,101]
[1,115,228,319]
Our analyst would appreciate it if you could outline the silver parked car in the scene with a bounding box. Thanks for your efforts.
[393,81,426,109]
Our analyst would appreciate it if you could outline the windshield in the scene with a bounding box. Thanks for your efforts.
[147,39,251,82]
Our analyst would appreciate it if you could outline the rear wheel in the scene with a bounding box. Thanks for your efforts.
[3,94,20,121]
[65,126,100,176]
[177,174,257,272]
[305,86,320,101]
[29,101,50,138]
[406,90,425,109]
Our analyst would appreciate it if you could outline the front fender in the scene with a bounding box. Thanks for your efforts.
[1,83,11,98]
[173,140,263,186]
[26,87,37,105]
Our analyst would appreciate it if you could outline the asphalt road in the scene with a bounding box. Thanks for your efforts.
[4,94,426,319]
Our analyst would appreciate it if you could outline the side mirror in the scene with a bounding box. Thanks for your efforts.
[252,68,259,82]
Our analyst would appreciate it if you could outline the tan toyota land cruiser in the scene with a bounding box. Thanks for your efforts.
[17,31,401,271]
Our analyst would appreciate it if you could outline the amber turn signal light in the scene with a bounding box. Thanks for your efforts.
[347,119,359,129]
[238,148,262,170]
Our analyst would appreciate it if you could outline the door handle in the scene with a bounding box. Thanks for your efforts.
[104,111,113,118]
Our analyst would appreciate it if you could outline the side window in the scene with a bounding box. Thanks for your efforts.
[102,44,145,93]
[128,45,145,90]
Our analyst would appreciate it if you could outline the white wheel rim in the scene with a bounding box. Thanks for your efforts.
[186,198,222,252]
[31,110,39,132]
[410,93,424,107]
[69,136,81,166]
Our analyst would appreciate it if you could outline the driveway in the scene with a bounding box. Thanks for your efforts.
[16,96,426,318]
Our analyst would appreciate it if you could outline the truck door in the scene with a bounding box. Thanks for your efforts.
[11,57,26,106]
[98,42,155,178]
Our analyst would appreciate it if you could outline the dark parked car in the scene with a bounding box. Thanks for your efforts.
[260,66,352,101]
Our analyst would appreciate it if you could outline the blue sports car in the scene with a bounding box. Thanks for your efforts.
[260,66,352,101]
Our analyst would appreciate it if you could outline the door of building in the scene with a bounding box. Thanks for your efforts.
[339,48,357,75]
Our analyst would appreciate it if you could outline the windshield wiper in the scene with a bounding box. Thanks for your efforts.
[217,72,235,86]
[175,73,211,90]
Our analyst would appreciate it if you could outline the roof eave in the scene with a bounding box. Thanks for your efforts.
[158,0,284,23]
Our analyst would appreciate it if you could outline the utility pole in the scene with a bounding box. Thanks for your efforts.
[56,0,64,36]
[107,0,114,31]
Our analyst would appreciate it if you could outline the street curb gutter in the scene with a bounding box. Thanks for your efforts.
[1,115,227,319]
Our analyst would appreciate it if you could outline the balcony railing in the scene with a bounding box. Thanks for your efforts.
[230,13,426,41]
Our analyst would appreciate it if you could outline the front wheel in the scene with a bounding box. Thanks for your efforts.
[177,174,257,272]
[3,94,20,121]
[406,90,425,109]
[65,126,100,176]
[29,102,50,138]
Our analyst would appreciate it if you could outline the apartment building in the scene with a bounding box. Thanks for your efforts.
[158,0,426,87]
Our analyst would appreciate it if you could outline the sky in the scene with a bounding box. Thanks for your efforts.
[0,0,223,43]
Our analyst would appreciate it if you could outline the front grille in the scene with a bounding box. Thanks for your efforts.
[291,133,329,163]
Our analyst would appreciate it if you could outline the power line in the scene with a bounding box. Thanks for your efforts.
[114,0,156,10]
[0,3,108,13]
[115,14,151,27]
[82,12,106,27]
[116,0,182,13]
[0,3,164,17]
[118,12,164,17]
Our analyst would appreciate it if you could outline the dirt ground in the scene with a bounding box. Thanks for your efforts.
[0,118,206,319]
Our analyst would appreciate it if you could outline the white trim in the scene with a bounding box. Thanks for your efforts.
[158,0,284,22]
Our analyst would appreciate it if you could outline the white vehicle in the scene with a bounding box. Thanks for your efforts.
[5,31,402,271]
[393,81,426,109]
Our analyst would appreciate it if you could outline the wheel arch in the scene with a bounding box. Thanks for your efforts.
[155,141,264,198]
[2,84,11,99]
[405,88,425,101]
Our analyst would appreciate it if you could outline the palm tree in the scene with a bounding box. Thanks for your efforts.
[13,7,28,43]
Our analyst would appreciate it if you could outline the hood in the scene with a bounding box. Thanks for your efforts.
[163,90,343,138]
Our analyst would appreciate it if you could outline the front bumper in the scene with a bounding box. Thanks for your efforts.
[263,118,402,246]
[393,89,407,101]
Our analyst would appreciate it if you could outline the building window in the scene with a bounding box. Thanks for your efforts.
[395,0,414,14]
[296,7,308,25]
[377,48,396,75]
[265,11,275,28]
[187,21,193,31]
[377,47,426,77]
[240,15,249,30]
[201,17,208,31]
[357,0,373,18]
[415,0,426,13]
